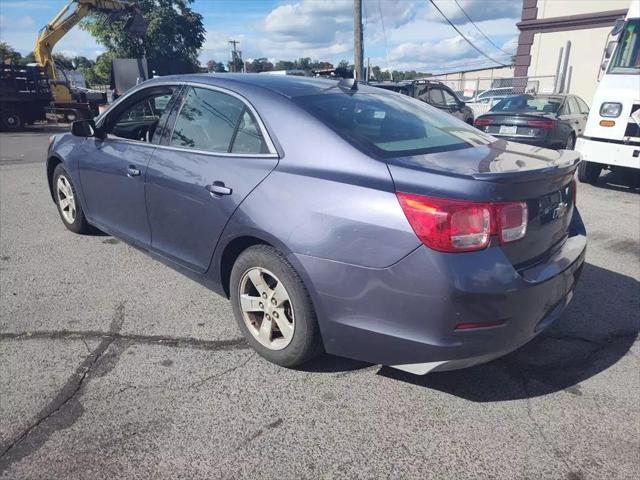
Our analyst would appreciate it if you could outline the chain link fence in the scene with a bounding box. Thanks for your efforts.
[428,75,557,117]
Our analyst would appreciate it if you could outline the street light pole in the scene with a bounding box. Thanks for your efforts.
[353,0,363,81]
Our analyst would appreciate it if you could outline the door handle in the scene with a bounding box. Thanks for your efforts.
[126,165,141,177]
[206,181,232,196]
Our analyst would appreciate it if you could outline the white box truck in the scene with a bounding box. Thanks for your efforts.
[576,3,640,183]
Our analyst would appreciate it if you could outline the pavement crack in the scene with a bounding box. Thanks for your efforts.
[188,352,256,390]
[0,330,249,352]
[0,303,127,473]
[513,364,574,474]
[242,418,284,446]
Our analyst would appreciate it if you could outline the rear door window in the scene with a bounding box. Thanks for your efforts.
[170,87,268,154]
[441,88,459,106]
[567,97,581,115]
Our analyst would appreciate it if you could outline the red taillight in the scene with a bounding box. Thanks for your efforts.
[527,119,556,129]
[498,202,528,244]
[454,319,505,331]
[474,118,492,127]
[396,193,528,253]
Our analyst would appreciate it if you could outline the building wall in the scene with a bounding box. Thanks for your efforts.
[528,27,613,103]
[430,66,515,82]
[536,0,630,19]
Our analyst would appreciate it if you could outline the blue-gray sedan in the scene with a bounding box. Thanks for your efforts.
[46,74,586,374]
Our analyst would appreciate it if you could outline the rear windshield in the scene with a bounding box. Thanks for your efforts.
[293,92,488,158]
[491,95,563,113]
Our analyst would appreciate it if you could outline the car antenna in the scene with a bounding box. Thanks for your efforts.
[338,77,358,94]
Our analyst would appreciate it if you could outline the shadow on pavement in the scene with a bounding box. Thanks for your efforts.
[593,169,640,194]
[378,263,639,400]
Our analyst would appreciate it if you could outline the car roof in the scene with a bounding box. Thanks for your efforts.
[144,73,385,98]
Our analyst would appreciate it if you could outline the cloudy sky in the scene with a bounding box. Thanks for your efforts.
[0,0,522,73]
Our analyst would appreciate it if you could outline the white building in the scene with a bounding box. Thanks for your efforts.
[515,0,631,103]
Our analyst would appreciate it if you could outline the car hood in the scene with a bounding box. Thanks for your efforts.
[386,139,579,178]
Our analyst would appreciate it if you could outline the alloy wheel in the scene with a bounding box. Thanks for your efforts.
[56,175,76,224]
[239,267,295,350]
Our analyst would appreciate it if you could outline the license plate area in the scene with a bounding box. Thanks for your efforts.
[499,125,517,135]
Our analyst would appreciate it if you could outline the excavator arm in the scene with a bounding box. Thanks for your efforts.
[34,0,141,84]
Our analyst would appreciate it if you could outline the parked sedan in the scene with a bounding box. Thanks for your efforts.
[46,74,586,375]
[474,94,590,149]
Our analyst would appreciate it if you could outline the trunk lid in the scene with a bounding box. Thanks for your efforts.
[477,112,557,138]
[387,140,579,268]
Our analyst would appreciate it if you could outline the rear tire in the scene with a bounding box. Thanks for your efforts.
[577,160,602,184]
[230,245,323,367]
[0,110,22,131]
[565,133,575,150]
[53,164,92,234]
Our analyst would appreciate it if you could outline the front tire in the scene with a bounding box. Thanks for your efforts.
[577,160,602,184]
[230,245,323,367]
[53,164,91,234]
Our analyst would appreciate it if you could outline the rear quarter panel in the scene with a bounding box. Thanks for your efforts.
[214,90,420,269]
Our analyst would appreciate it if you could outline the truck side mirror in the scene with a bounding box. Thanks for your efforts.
[71,119,96,137]
[605,41,616,59]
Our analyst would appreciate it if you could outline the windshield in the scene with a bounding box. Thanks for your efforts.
[293,92,489,158]
[609,19,640,74]
[491,95,563,113]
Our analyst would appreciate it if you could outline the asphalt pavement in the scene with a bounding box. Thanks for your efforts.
[0,125,638,479]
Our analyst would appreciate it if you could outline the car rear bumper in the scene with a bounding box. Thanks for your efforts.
[290,209,586,374]
[576,137,640,169]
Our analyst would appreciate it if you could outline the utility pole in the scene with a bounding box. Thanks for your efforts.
[353,0,363,81]
[229,39,240,72]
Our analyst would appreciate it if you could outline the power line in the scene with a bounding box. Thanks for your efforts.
[427,0,508,67]
[454,0,514,56]
[377,0,391,71]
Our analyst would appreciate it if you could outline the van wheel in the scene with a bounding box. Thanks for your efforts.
[577,160,602,184]
[230,245,323,367]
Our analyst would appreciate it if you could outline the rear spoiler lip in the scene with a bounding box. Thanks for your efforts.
[471,156,581,183]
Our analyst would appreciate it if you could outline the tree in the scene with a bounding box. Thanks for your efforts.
[275,60,294,71]
[247,57,273,73]
[81,0,205,74]
[334,60,353,79]
[89,52,115,85]
[227,55,244,73]
[0,42,22,64]
[206,60,225,73]
[21,52,36,65]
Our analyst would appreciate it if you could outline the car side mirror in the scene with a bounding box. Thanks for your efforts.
[71,119,96,137]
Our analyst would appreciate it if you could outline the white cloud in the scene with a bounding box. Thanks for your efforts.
[388,35,475,64]
[425,0,522,24]
[264,1,352,46]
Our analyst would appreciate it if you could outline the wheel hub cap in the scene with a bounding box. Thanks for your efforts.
[56,175,76,224]
[239,267,295,350]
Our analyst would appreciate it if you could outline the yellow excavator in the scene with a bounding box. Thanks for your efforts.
[34,0,146,120]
